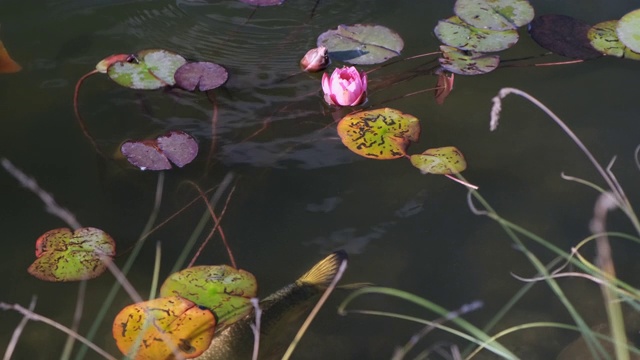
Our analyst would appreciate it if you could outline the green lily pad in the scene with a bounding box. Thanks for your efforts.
[28,227,115,282]
[410,146,467,175]
[617,9,640,53]
[337,108,420,159]
[439,45,500,75]
[588,20,640,60]
[160,265,257,328]
[113,296,215,360]
[434,16,519,53]
[317,24,404,65]
[107,49,187,90]
[454,0,534,31]
[528,15,602,59]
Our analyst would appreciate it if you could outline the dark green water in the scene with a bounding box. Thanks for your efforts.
[1,1,640,359]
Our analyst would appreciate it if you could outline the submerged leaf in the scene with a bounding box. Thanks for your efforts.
[617,9,640,53]
[434,70,455,105]
[439,45,500,75]
[454,0,535,31]
[434,16,519,53]
[28,227,115,282]
[160,265,257,328]
[107,49,186,90]
[528,15,602,59]
[410,146,467,175]
[174,62,228,92]
[588,20,640,59]
[113,296,215,360]
[317,24,404,65]
[337,108,420,159]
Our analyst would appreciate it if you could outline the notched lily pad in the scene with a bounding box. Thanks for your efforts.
[588,20,640,59]
[156,131,199,168]
[28,227,115,282]
[121,131,198,171]
[160,265,257,328]
[239,0,284,6]
[107,49,187,90]
[528,15,602,59]
[434,16,519,53]
[410,146,467,175]
[617,9,640,53]
[439,45,500,75]
[454,0,535,31]
[175,62,229,92]
[113,296,215,360]
[317,24,404,65]
[337,108,420,159]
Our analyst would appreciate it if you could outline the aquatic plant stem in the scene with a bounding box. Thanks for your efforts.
[281,257,348,360]
[249,298,262,360]
[149,241,162,300]
[205,91,219,173]
[3,296,36,360]
[73,70,105,157]
[60,280,87,360]
[1,301,116,360]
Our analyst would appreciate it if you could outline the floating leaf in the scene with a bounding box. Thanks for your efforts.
[160,265,257,328]
[239,0,284,5]
[121,131,198,171]
[617,9,640,53]
[337,108,420,159]
[434,69,455,105]
[317,24,404,65]
[588,20,640,60]
[410,146,467,175]
[528,15,602,59]
[28,227,115,282]
[113,296,215,360]
[434,16,519,53]
[107,49,187,90]
[439,45,500,75]
[0,38,21,73]
[174,62,229,92]
[454,0,535,31]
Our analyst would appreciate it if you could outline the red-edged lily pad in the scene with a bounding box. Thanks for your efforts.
[113,296,215,360]
[0,38,21,74]
[337,108,420,159]
[410,146,467,175]
[174,62,228,92]
[121,130,198,171]
[28,227,115,282]
[528,15,602,59]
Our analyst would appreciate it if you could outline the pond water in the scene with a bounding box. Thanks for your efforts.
[1,0,640,359]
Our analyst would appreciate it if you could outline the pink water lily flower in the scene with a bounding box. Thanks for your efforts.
[321,66,367,106]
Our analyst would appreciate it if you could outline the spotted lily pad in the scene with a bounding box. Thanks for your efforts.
[439,45,500,75]
[107,49,187,90]
[434,16,519,53]
[160,265,257,328]
[454,0,534,31]
[121,130,198,171]
[317,24,404,65]
[588,20,640,59]
[410,146,467,174]
[239,0,284,5]
[28,227,115,282]
[337,108,420,159]
[528,15,602,59]
[174,62,229,92]
[617,9,640,53]
[113,296,215,360]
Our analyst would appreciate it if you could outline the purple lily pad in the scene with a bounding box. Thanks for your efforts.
[121,141,172,171]
[239,0,284,6]
[157,131,198,168]
[174,62,229,92]
[528,14,602,59]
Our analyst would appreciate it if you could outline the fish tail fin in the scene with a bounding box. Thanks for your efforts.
[297,250,348,289]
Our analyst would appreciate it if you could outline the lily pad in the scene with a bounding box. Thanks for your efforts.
[28,227,115,282]
[174,62,229,92]
[317,24,404,65]
[121,131,198,171]
[156,131,199,168]
[410,146,467,175]
[113,296,215,360]
[434,16,519,53]
[617,9,640,53]
[528,15,602,59]
[0,38,21,74]
[439,45,500,75]
[160,265,257,328]
[588,20,640,60]
[107,49,187,90]
[454,0,535,31]
[337,108,420,159]
[239,0,284,5]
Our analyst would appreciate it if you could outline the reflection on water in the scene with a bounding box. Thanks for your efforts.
[2,0,640,359]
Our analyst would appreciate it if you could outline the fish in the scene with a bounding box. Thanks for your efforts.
[194,250,349,360]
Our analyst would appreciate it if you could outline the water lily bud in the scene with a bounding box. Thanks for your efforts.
[300,46,329,72]
[321,66,367,106]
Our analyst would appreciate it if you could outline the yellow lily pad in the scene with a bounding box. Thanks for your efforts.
[410,146,467,174]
